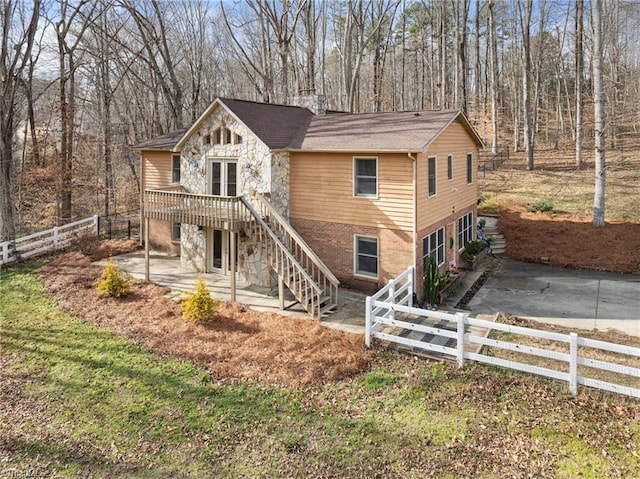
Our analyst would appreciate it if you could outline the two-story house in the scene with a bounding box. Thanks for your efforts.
[134,95,483,318]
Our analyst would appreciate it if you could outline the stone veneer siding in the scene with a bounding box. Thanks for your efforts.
[290,218,413,295]
[177,104,290,279]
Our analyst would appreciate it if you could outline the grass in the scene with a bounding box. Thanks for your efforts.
[2,263,639,477]
[478,149,640,221]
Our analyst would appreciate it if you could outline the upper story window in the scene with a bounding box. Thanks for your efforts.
[205,134,211,144]
[226,128,232,144]
[428,156,437,197]
[467,153,473,184]
[214,128,222,145]
[447,154,453,180]
[171,154,180,183]
[354,157,377,198]
[235,134,243,144]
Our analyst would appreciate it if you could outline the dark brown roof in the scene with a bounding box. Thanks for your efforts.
[132,128,188,151]
[218,98,313,149]
[135,98,482,154]
[300,109,465,152]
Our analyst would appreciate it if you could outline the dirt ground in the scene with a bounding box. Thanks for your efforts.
[39,240,372,388]
[495,203,640,275]
[38,165,639,388]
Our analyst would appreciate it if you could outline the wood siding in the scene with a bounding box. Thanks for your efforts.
[142,150,174,189]
[416,121,478,232]
[289,152,414,231]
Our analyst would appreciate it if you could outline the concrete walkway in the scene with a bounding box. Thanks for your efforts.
[106,252,639,338]
[467,259,640,337]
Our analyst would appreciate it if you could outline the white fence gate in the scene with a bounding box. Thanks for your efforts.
[365,267,640,398]
[0,216,99,266]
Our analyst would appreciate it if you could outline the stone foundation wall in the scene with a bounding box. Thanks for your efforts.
[180,224,206,272]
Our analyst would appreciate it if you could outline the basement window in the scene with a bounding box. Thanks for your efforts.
[354,235,378,278]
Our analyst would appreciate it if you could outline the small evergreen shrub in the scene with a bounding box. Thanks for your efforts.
[96,258,132,297]
[528,199,554,213]
[181,277,218,322]
[460,240,486,260]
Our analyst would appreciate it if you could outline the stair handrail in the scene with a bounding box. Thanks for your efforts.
[239,197,321,296]
[252,193,340,287]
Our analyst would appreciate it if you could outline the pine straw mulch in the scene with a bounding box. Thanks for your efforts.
[38,241,373,389]
[496,203,640,275]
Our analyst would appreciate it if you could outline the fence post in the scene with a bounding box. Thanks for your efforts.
[1,241,8,264]
[569,332,578,397]
[456,313,466,368]
[53,226,59,248]
[387,279,396,320]
[408,266,414,307]
[93,215,100,236]
[365,296,372,348]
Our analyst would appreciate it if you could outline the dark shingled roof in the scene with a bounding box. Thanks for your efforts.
[134,98,482,153]
[300,109,462,152]
[132,128,188,151]
[218,98,313,149]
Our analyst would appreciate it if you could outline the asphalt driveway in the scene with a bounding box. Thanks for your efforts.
[467,259,640,333]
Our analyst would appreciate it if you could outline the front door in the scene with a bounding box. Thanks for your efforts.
[210,229,238,274]
[209,159,237,196]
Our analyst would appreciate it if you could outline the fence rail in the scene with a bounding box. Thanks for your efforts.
[365,267,640,398]
[1,216,99,266]
[478,146,509,177]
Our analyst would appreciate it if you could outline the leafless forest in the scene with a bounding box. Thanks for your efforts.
[1,0,639,240]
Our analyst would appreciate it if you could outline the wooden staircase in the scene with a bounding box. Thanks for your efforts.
[239,195,339,319]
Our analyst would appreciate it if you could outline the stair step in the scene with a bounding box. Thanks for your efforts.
[320,302,338,315]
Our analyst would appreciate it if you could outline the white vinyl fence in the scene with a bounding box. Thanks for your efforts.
[365,267,640,398]
[0,216,99,266]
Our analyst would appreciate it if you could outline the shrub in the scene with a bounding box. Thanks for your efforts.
[528,199,554,213]
[477,196,502,214]
[460,240,486,260]
[96,258,132,297]
[181,277,218,322]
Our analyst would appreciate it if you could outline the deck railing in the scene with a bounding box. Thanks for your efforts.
[252,193,340,312]
[143,187,339,318]
[144,188,252,230]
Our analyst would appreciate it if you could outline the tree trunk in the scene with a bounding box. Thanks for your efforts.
[591,0,605,227]
[575,0,584,166]
[520,0,535,170]
[488,0,499,154]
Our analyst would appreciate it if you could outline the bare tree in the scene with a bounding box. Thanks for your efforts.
[575,0,584,167]
[488,0,499,153]
[591,0,606,227]
[0,0,40,241]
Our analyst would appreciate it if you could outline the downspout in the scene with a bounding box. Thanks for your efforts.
[139,151,144,246]
[408,152,418,301]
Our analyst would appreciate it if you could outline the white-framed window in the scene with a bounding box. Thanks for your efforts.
[171,222,181,242]
[466,153,473,184]
[353,157,378,198]
[354,235,378,278]
[214,128,222,144]
[171,154,181,183]
[235,134,243,144]
[422,228,445,270]
[447,154,453,180]
[428,156,437,196]
[458,212,474,249]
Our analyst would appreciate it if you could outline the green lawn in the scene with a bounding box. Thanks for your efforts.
[2,263,639,478]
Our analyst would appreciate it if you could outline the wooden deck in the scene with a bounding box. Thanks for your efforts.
[144,188,253,231]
